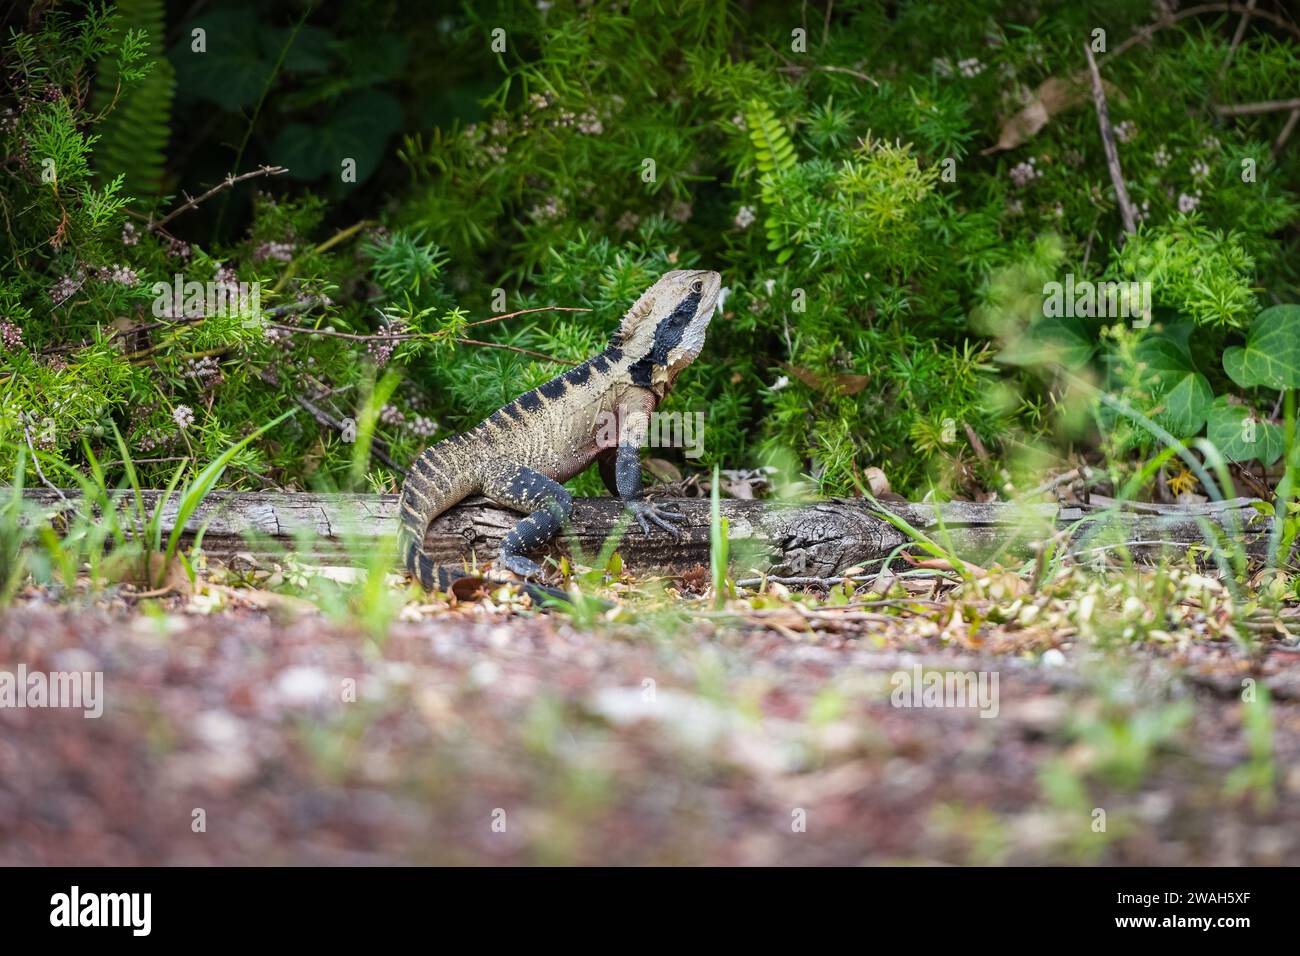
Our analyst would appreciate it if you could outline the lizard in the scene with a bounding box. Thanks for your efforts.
[397,269,722,597]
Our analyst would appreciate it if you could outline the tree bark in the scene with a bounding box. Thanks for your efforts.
[14,489,1285,577]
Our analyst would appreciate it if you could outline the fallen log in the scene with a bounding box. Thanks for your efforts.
[13,488,1289,579]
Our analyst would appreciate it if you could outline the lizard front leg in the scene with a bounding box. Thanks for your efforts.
[612,398,685,537]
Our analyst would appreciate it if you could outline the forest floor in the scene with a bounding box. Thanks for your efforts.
[2,567,1298,866]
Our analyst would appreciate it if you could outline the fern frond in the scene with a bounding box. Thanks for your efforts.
[91,0,174,198]
[745,100,798,263]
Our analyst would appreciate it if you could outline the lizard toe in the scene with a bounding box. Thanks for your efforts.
[500,553,546,579]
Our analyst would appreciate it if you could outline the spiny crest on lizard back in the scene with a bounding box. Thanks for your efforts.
[612,269,722,390]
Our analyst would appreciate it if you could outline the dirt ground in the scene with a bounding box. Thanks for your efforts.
[1,584,1298,865]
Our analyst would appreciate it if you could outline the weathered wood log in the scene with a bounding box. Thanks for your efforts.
[13,488,1289,578]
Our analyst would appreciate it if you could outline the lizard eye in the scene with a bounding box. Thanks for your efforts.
[690,279,703,293]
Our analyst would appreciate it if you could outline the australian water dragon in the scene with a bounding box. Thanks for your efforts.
[398,269,722,595]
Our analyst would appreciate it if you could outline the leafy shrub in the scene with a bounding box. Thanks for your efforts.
[2,1,1299,501]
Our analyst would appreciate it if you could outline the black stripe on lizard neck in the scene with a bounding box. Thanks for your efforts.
[628,291,700,388]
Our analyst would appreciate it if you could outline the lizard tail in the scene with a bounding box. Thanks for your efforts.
[398,446,462,592]
[398,444,599,609]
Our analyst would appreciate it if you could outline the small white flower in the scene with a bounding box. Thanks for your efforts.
[408,415,438,438]
[173,405,195,429]
[1009,157,1040,188]
[769,375,790,392]
[254,241,295,262]
[734,205,756,229]
[1177,191,1201,213]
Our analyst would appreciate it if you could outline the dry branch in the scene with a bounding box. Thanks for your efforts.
[1085,42,1138,236]
[149,165,288,232]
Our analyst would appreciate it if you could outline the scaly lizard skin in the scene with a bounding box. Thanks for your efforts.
[398,269,722,592]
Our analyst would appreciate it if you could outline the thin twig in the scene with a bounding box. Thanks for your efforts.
[216,6,310,237]
[101,457,190,467]
[1080,225,1097,274]
[464,305,592,328]
[1214,97,1300,116]
[271,219,377,293]
[22,426,71,505]
[1273,108,1300,157]
[1084,42,1138,236]
[149,165,288,232]
[1219,0,1257,78]
[1107,3,1300,61]
[963,422,990,462]
[775,63,880,87]
[265,323,576,364]
[1027,466,1098,498]
[256,371,406,477]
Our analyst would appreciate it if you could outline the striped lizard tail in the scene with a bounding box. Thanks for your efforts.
[398,443,595,608]
[398,446,463,592]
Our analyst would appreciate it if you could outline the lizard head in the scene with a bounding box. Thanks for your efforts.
[614,269,721,390]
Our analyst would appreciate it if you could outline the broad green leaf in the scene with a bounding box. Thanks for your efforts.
[1155,370,1213,437]
[169,8,274,111]
[998,314,1093,369]
[1135,335,1211,436]
[1136,335,1193,381]
[269,25,334,74]
[1205,396,1283,465]
[1222,305,1300,390]
[271,90,402,182]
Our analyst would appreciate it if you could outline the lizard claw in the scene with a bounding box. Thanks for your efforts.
[627,499,686,538]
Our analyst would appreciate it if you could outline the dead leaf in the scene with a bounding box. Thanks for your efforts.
[644,458,682,483]
[450,576,489,602]
[863,466,891,496]
[783,364,870,396]
[982,74,1091,155]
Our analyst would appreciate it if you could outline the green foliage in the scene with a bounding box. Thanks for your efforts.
[1223,305,1300,390]
[4,0,1300,506]
[1106,217,1259,330]
[709,464,730,607]
[91,0,174,197]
